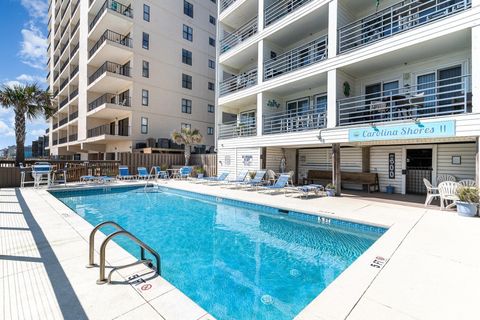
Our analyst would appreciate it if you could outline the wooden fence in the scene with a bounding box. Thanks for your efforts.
[0,154,217,187]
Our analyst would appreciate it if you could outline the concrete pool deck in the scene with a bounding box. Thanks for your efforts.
[1,181,479,319]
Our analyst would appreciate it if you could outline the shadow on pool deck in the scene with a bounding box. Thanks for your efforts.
[14,189,89,320]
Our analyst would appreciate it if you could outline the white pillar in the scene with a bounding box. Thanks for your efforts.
[258,39,264,86]
[258,0,264,33]
[328,0,338,59]
[472,25,480,113]
[257,92,263,136]
[327,69,337,128]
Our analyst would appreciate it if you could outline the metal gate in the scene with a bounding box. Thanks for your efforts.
[406,167,432,194]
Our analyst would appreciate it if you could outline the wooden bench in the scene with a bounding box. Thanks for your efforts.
[303,170,379,193]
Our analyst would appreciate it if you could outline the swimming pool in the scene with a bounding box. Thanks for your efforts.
[52,186,386,320]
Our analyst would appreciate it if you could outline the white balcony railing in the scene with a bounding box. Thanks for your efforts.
[218,120,257,139]
[220,16,258,54]
[337,75,472,126]
[265,0,313,27]
[264,34,327,80]
[338,0,472,54]
[220,68,257,96]
[263,105,327,135]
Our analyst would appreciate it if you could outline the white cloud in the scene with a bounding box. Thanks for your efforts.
[0,120,15,137]
[16,74,45,83]
[3,80,23,88]
[19,27,47,70]
[20,0,49,22]
[29,129,47,137]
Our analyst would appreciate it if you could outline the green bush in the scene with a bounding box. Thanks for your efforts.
[457,186,480,203]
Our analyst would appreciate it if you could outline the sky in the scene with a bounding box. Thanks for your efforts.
[0,0,49,149]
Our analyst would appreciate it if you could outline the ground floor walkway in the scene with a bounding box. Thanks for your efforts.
[1,182,479,319]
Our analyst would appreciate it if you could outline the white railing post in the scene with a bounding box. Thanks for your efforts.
[258,0,264,32]
[257,92,263,136]
[327,70,337,128]
[472,25,480,113]
[328,0,338,59]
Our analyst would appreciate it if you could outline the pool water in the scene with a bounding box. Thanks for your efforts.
[52,186,385,320]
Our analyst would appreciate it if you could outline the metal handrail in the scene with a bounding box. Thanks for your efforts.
[96,228,161,284]
[219,68,257,96]
[87,221,125,267]
[218,120,257,139]
[338,0,471,53]
[264,34,327,80]
[337,74,471,126]
[89,30,133,58]
[220,0,236,12]
[88,93,131,111]
[88,61,131,84]
[263,105,327,134]
[265,0,313,27]
[89,0,133,31]
[220,16,258,54]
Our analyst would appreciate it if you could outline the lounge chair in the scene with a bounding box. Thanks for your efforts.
[152,166,168,179]
[117,166,136,180]
[199,172,229,184]
[137,167,153,180]
[178,166,193,180]
[288,184,324,198]
[258,174,290,193]
[80,175,96,183]
[236,170,266,189]
[227,170,249,184]
[459,179,477,188]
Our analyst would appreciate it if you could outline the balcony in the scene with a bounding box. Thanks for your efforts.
[338,0,472,54]
[220,17,258,54]
[69,88,78,100]
[221,0,236,12]
[263,106,327,135]
[53,122,59,130]
[69,111,78,121]
[337,75,472,126]
[58,137,68,145]
[265,0,313,27]
[87,124,130,138]
[87,93,131,119]
[220,68,257,96]
[70,42,79,58]
[59,116,68,127]
[69,133,78,142]
[70,65,79,78]
[60,78,69,91]
[264,34,327,81]
[88,61,132,92]
[53,139,58,146]
[59,97,69,109]
[88,30,133,65]
[89,0,133,38]
[218,120,257,139]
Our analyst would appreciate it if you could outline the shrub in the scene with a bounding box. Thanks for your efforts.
[457,186,479,203]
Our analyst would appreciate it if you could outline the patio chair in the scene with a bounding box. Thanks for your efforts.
[117,166,136,180]
[237,170,267,189]
[258,174,291,193]
[197,172,229,184]
[458,179,477,188]
[178,166,193,180]
[265,169,277,185]
[288,184,324,198]
[408,92,424,117]
[31,163,52,188]
[436,174,456,185]
[423,178,440,207]
[227,170,249,184]
[80,175,96,183]
[152,166,168,180]
[438,181,460,210]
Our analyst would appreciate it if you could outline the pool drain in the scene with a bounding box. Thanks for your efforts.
[261,295,274,305]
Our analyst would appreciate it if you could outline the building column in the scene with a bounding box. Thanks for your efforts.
[258,40,264,86]
[328,0,338,59]
[472,25,480,113]
[257,92,263,136]
[258,0,264,33]
[327,69,337,128]
[476,137,480,188]
[332,143,341,196]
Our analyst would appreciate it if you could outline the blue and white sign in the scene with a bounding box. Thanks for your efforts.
[349,121,456,142]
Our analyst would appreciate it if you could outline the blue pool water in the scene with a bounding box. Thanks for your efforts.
[52,186,385,320]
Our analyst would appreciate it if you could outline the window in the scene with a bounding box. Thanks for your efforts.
[142,32,149,49]
[182,98,192,114]
[209,37,215,47]
[208,104,214,113]
[209,15,216,25]
[141,117,148,134]
[207,127,214,135]
[208,82,215,91]
[184,0,193,18]
[181,123,191,130]
[287,98,309,114]
[142,89,149,106]
[142,60,149,78]
[182,74,192,89]
[210,0,216,3]
[183,25,193,42]
[208,59,215,69]
[143,4,150,22]
[182,49,192,65]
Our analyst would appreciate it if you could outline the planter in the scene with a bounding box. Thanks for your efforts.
[197,173,204,179]
[456,201,478,217]
[325,189,335,197]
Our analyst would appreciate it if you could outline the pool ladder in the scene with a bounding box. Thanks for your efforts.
[87,221,161,284]
[143,167,162,192]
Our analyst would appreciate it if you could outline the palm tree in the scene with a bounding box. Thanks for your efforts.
[171,128,203,165]
[0,83,54,165]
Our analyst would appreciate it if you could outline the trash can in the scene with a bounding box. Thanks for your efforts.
[386,185,395,194]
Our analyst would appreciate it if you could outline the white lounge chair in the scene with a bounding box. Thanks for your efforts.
[458,179,477,188]
[437,174,456,185]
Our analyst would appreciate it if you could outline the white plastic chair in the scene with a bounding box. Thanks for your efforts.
[438,181,460,210]
[436,174,457,185]
[423,178,440,207]
[459,179,477,188]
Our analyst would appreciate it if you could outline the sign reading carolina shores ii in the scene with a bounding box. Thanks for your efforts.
[348,121,456,142]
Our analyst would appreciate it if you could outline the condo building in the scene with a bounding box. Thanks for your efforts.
[46,0,217,160]
[216,0,480,194]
